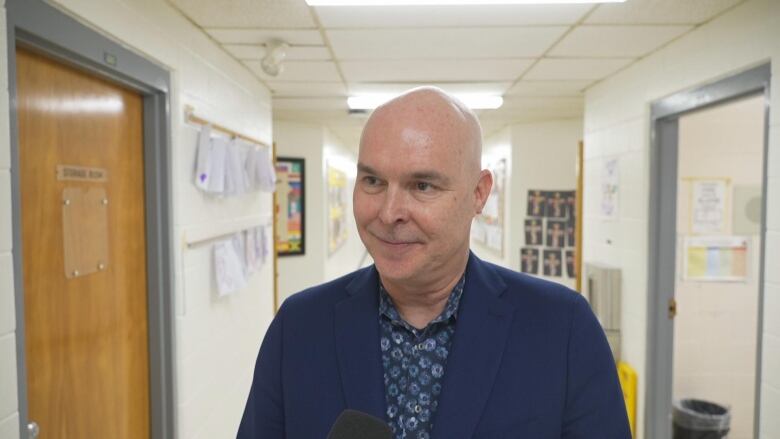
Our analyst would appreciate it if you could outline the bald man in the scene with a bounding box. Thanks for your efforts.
[238,88,631,439]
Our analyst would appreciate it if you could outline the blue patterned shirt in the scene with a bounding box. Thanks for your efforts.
[379,275,465,439]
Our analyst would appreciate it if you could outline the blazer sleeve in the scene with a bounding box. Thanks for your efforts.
[237,306,285,439]
[561,293,632,439]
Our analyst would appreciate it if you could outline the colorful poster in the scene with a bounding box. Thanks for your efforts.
[543,249,563,277]
[524,219,543,246]
[275,157,305,256]
[527,190,547,217]
[683,235,748,282]
[327,163,348,255]
[546,219,567,248]
[520,248,539,274]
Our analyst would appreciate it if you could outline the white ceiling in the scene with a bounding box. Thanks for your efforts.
[168,0,745,148]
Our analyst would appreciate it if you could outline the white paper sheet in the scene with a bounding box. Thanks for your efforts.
[214,235,247,296]
[194,125,213,191]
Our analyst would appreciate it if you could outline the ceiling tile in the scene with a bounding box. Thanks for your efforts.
[586,0,742,24]
[315,4,590,27]
[170,0,315,28]
[245,60,341,81]
[506,80,593,96]
[273,98,348,111]
[340,59,533,82]
[328,27,567,60]
[500,95,583,110]
[205,29,323,45]
[550,25,692,57]
[347,82,511,95]
[267,82,346,97]
[223,44,331,60]
[523,58,634,81]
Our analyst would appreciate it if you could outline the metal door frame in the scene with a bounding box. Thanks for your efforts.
[646,63,771,439]
[6,1,176,437]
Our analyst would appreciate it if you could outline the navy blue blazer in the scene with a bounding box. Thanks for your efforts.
[238,253,631,438]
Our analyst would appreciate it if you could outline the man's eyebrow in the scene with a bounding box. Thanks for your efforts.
[357,163,377,175]
[409,171,450,184]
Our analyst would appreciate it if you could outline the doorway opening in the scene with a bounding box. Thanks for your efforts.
[647,64,770,439]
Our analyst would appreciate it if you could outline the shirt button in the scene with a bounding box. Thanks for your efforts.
[415,404,422,413]
[416,343,424,351]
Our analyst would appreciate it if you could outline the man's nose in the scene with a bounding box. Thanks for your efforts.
[378,186,410,225]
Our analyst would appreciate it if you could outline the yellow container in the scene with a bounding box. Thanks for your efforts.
[617,361,637,438]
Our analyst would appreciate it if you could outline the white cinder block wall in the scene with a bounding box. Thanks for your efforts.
[582,0,780,437]
[322,129,367,281]
[273,121,326,305]
[274,121,366,304]
[511,120,580,289]
[474,120,581,291]
[0,0,276,437]
[473,126,513,267]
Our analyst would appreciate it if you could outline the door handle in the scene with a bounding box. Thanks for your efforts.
[27,421,39,439]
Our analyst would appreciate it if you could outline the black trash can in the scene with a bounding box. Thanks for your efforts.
[672,399,731,439]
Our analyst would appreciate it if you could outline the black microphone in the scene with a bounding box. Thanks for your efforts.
[326,409,393,439]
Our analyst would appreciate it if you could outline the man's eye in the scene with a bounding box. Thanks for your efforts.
[416,182,433,191]
[364,176,379,185]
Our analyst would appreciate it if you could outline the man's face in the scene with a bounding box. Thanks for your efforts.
[354,113,484,285]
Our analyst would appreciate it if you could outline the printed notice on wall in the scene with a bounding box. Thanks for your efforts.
[601,158,619,219]
[683,235,748,282]
[691,179,728,234]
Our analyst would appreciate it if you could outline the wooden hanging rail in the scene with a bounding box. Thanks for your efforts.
[184,104,270,149]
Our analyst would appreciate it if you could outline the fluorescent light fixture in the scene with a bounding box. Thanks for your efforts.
[308,0,625,5]
[348,93,503,110]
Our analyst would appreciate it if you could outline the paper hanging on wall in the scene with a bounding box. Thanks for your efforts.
[691,179,728,234]
[194,125,213,190]
[214,237,247,296]
[601,158,619,219]
[683,235,748,282]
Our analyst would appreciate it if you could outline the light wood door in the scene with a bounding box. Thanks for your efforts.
[17,47,150,438]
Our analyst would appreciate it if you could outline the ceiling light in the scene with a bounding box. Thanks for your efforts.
[307,0,625,5]
[348,93,503,110]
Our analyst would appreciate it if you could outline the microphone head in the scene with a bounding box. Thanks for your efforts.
[327,409,393,439]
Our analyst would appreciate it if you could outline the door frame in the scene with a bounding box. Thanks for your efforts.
[646,63,771,439]
[6,1,176,438]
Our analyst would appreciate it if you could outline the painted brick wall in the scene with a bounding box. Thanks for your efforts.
[582,0,780,437]
[0,0,275,437]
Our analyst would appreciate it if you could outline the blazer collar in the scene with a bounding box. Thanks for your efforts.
[335,266,387,420]
[431,252,515,439]
[334,252,515,435]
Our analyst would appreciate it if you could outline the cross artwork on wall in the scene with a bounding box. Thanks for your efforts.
[520,248,539,274]
[524,219,543,246]
[527,190,547,217]
[522,189,577,279]
[543,249,563,277]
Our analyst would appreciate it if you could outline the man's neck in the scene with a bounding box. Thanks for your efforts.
[380,259,468,330]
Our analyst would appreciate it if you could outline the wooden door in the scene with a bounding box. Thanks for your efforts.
[17,47,150,438]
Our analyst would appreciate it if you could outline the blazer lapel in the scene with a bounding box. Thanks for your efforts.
[334,266,388,421]
[431,253,515,439]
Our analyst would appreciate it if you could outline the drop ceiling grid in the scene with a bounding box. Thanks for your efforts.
[167,0,749,131]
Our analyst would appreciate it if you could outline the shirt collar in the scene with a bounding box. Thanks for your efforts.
[378,274,466,327]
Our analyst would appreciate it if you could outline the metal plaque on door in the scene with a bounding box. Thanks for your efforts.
[62,187,110,279]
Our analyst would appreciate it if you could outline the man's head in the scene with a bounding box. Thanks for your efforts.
[354,87,493,288]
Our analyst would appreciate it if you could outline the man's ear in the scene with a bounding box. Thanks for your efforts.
[473,169,493,214]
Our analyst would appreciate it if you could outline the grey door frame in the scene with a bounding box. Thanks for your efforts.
[6,1,176,438]
[647,63,771,439]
